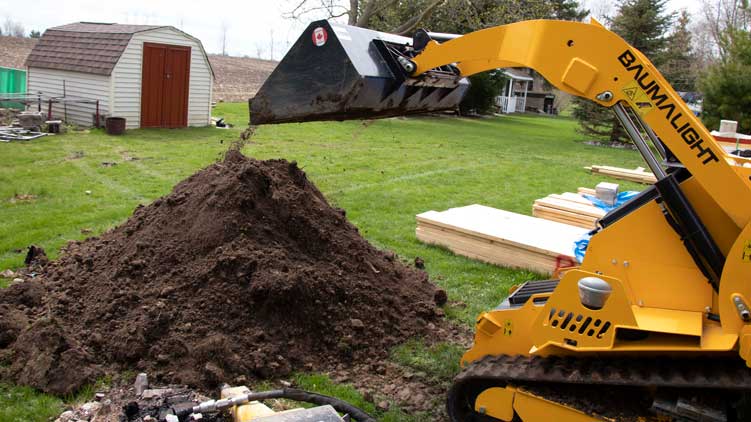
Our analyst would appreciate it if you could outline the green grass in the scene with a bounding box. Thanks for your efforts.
[392,340,464,384]
[0,103,646,418]
[294,373,432,422]
[0,384,63,422]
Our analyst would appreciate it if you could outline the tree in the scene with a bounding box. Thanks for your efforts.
[572,0,673,143]
[29,29,41,38]
[220,21,229,56]
[700,0,751,61]
[285,0,445,35]
[661,10,698,91]
[3,17,25,37]
[700,28,751,132]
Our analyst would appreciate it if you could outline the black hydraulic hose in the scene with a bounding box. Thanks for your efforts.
[245,388,377,422]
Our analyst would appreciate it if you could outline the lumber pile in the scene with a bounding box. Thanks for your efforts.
[587,165,656,184]
[416,204,588,275]
[532,191,605,229]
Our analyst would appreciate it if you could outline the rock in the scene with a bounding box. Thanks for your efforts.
[434,289,448,306]
[414,257,425,269]
[134,372,148,395]
[55,410,75,422]
[376,401,390,412]
[143,416,156,422]
[141,388,173,399]
[95,392,105,401]
[0,269,14,278]
[80,401,101,415]
[396,388,412,401]
[280,380,292,387]
[10,278,24,286]
[350,318,365,329]
[123,401,139,418]
[85,190,92,195]
[363,390,374,403]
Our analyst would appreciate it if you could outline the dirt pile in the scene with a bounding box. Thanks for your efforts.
[0,150,442,395]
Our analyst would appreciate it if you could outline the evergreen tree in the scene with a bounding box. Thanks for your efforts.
[572,0,673,143]
[661,11,697,92]
[700,28,751,132]
[29,30,41,39]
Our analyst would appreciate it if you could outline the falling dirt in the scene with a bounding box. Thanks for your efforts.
[0,149,444,396]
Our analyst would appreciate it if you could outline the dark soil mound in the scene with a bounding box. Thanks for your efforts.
[0,150,441,395]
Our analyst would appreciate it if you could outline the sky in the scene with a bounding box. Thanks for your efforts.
[1,0,705,60]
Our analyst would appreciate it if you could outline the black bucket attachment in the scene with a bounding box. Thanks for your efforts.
[250,20,469,125]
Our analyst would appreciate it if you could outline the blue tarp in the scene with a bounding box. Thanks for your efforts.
[573,191,639,263]
[582,191,640,213]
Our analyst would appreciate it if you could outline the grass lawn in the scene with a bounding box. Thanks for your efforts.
[0,103,644,419]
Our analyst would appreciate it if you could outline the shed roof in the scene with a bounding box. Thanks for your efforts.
[25,23,179,76]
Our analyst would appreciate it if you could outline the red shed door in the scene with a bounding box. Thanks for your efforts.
[141,43,191,128]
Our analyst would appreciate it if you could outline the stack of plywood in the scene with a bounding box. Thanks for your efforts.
[587,165,656,184]
[532,191,605,229]
[416,204,588,275]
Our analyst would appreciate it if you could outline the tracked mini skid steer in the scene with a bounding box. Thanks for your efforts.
[251,19,751,422]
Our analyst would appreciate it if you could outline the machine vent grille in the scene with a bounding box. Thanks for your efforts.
[548,308,611,339]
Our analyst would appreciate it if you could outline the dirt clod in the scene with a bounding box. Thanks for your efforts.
[0,151,440,395]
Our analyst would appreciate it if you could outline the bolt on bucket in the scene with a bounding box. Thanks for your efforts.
[250,20,470,125]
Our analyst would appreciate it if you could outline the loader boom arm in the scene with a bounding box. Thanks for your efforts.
[410,19,751,228]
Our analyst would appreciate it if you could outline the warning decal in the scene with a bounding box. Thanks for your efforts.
[503,320,513,336]
[621,80,653,116]
[743,240,751,263]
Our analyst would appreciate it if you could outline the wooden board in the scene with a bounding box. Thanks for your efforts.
[533,197,606,218]
[416,204,587,275]
[587,165,656,184]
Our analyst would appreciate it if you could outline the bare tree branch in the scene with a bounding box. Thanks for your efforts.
[392,0,445,35]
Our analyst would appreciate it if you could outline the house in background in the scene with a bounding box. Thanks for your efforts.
[25,22,214,129]
[496,68,557,114]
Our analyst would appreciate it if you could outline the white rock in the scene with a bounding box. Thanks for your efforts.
[134,372,148,395]
[85,190,92,195]
[54,410,75,422]
[141,388,173,399]
[0,269,14,278]
[81,401,101,414]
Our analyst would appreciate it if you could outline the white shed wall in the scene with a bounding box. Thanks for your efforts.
[26,68,110,127]
[112,27,213,129]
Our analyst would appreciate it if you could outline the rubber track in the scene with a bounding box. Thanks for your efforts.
[453,354,751,390]
[448,354,751,421]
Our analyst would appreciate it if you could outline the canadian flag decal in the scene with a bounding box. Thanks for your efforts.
[312,27,328,47]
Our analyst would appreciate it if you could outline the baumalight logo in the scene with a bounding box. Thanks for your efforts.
[618,50,719,166]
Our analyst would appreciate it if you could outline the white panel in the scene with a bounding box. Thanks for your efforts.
[27,67,110,127]
[112,27,213,128]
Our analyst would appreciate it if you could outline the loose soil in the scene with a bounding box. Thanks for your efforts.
[0,149,444,396]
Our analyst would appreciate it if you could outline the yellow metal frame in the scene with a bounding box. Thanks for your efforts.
[411,19,751,228]
[475,386,605,421]
[406,18,751,419]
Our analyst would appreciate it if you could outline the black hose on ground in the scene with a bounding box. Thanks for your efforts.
[244,388,377,422]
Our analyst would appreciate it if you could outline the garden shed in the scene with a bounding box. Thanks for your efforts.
[25,22,214,129]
